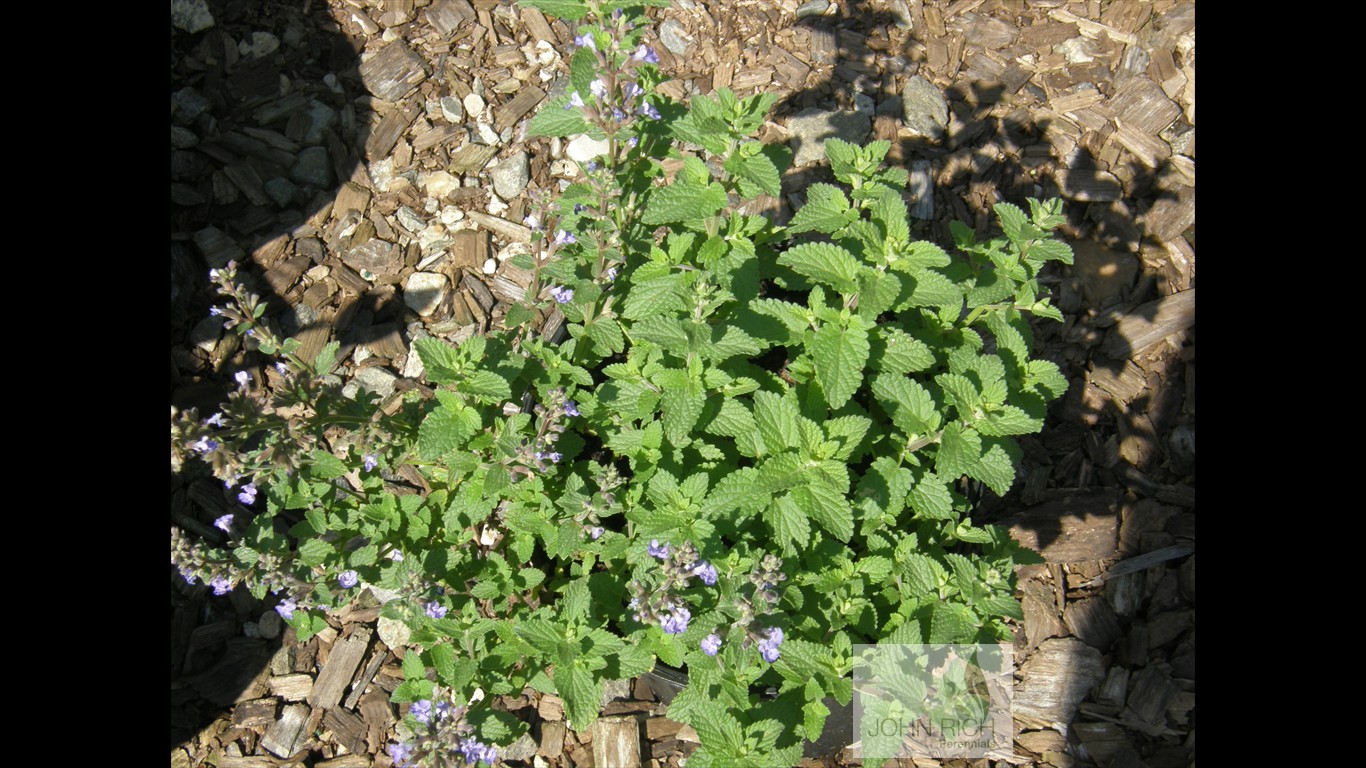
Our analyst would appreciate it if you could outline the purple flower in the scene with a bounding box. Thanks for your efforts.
[623,82,644,99]
[435,701,453,721]
[574,32,596,51]
[647,539,670,559]
[586,160,599,172]
[633,44,659,64]
[424,601,448,619]
[550,286,575,304]
[191,437,219,454]
[701,633,722,656]
[573,203,587,214]
[211,575,232,595]
[523,214,540,229]
[204,412,224,427]
[567,92,585,108]
[209,306,223,316]
[660,604,691,635]
[409,699,434,725]
[387,742,415,768]
[554,229,577,246]
[692,561,718,586]
[605,266,618,282]
[459,737,497,765]
[589,78,607,99]
[208,268,221,280]
[275,598,297,620]
[564,400,580,417]
[364,453,379,472]
[237,483,258,505]
[235,371,251,387]
[758,627,784,663]
[275,362,289,375]
[627,136,639,148]
[638,102,661,120]
[338,570,359,589]
[547,452,563,463]
[213,513,234,533]
[611,109,625,123]
[590,526,604,540]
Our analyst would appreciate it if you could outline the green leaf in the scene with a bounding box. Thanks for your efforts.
[777,242,861,293]
[586,317,626,356]
[728,148,782,197]
[786,183,853,235]
[557,663,602,732]
[622,276,687,320]
[413,337,463,385]
[527,95,593,137]
[313,341,340,375]
[899,553,941,594]
[569,47,597,107]
[1026,359,1069,400]
[823,415,871,460]
[970,441,1017,496]
[936,423,981,481]
[752,390,798,455]
[873,328,935,375]
[298,538,330,567]
[642,182,727,225]
[979,405,1043,436]
[802,699,830,742]
[871,186,910,243]
[702,468,765,517]
[936,372,981,417]
[908,472,954,520]
[790,482,853,541]
[767,494,811,556]
[1028,238,1074,265]
[929,602,977,643]
[463,371,512,402]
[902,241,952,268]
[661,380,705,445]
[809,322,869,409]
[871,374,938,436]
[824,138,860,181]
[904,269,962,309]
[517,0,590,21]
[309,450,349,480]
[994,202,1034,244]
[690,703,745,755]
[417,404,479,460]
[633,316,690,354]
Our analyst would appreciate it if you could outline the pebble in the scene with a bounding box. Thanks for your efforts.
[795,0,830,19]
[482,258,498,275]
[396,205,427,233]
[786,108,872,167]
[303,100,337,145]
[901,75,949,141]
[343,238,401,275]
[497,242,531,263]
[290,146,332,187]
[659,19,692,55]
[402,341,427,379]
[264,177,297,207]
[501,734,538,762]
[238,31,279,59]
[171,87,212,123]
[170,0,214,33]
[439,206,465,225]
[463,93,486,119]
[170,125,198,149]
[490,150,530,200]
[189,314,223,352]
[404,272,448,316]
[353,366,399,398]
[475,122,501,145]
[487,194,509,215]
[376,616,411,649]
[566,134,611,164]
[420,170,460,199]
[440,95,464,122]
[257,608,282,639]
[1058,37,1097,64]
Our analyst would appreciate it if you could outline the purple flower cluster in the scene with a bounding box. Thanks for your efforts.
[647,539,670,559]
[550,286,574,304]
[534,450,563,463]
[758,627,784,663]
[553,229,576,246]
[660,604,691,635]
[409,699,433,725]
[424,601,448,619]
[236,483,257,505]
[191,437,219,454]
[275,598,297,620]
[564,400,580,417]
[589,526,604,540]
[338,570,359,589]
[387,742,415,768]
[363,453,379,472]
[213,513,234,533]
[701,633,723,656]
[633,44,659,64]
[459,737,497,765]
[211,575,232,596]
[691,561,718,586]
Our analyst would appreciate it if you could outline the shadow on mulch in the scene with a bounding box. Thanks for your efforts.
[171,0,373,748]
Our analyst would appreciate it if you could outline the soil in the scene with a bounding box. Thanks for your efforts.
[171,1,1195,766]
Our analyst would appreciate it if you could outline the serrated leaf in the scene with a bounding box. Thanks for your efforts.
[908,472,954,520]
[871,186,909,243]
[586,317,626,356]
[298,538,330,567]
[790,482,853,542]
[731,149,782,197]
[661,380,705,444]
[902,241,952,268]
[929,602,977,643]
[642,182,727,225]
[417,404,479,460]
[979,593,1025,621]
[517,0,590,21]
[690,703,745,755]
[1027,238,1074,265]
[899,553,940,594]
[703,467,765,517]
[633,315,690,354]
[874,328,935,375]
[1026,359,1069,400]
[871,374,938,436]
[994,202,1032,243]
[768,494,811,557]
[528,95,591,137]
[936,423,981,481]
[704,325,763,362]
[752,390,798,454]
[802,699,830,742]
[857,270,902,319]
[787,183,853,235]
[778,242,861,293]
[970,441,1017,495]
[824,415,871,460]
[462,370,511,402]
[413,337,463,385]
[824,138,859,181]
[936,373,981,417]
[622,276,687,320]
[810,322,869,409]
[904,269,962,309]
[979,405,1042,436]
[309,450,348,480]
[557,663,602,732]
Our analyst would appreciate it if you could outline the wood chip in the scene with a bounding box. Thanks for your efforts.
[521,7,556,42]
[1014,638,1106,726]
[413,125,464,154]
[232,698,279,728]
[494,84,546,132]
[465,210,532,243]
[539,721,567,757]
[1021,578,1065,649]
[269,673,314,701]
[1004,489,1120,562]
[1102,288,1195,358]
[359,41,428,104]
[1142,185,1195,242]
[1047,7,1137,46]
[1125,666,1178,732]
[1063,597,1124,651]
[449,143,500,174]
[262,702,312,758]
[593,717,643,768]
[1110,118,1170,168]
[323,707,368,754]
[366,104,420,161]
[1053,168,1122,201]
[462,273,496,313]
[309,627,372,710]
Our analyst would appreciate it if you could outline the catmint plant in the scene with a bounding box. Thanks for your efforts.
[172,0,1073,764]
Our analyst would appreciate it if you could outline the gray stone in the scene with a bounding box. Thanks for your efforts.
[786,108,871,167]
[475,122,501,146]
[376,616,411,649]
[354,366,399,398]
[257,609,282,640]
[264,177,297,207]
[290,146,332,187]
[396,205,427,233]
[501,734,538,762]
[282,303,319,336]
[303,100,337,145]
[901,76,949,140]
[440,95,464,122]
[189,314,223,352]
[600,679,632,706]
[239,31,280,59]
[170,0,215,33]
[659,19,691,55]
[171,87,212,123]
[404,272,448,316]
[343,238,402,276]
[463,92,486,118]
[491,150,530,200]
[567,134,611,164]
[170,125,198,148]
[796,0,830,19]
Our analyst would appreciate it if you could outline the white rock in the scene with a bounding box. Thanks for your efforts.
[551,159,576,178]
[487,194,508,215]
[396,205,427,233]
[403,340,428,378]
[566,134,611,164]
[482,258,498,274]
[238,31,279,58]
[497,242,531,263]
[377,616,411,649]
[440,206,465,225]
[170,0,214,33]
[419,170,460,199]
[354,366,398,398]
[490,150,530,200]
[463,92,486,118]
[441,95,464,122]
[476,122,501,145]
[404,272,448,316]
